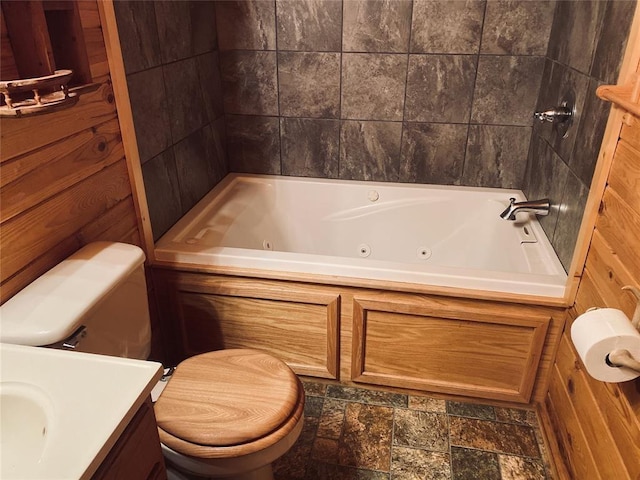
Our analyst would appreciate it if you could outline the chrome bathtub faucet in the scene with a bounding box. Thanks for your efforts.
[500,197,551,221]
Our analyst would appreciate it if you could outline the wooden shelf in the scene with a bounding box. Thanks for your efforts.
[597,72,640,117]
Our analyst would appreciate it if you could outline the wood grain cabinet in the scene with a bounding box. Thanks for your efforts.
[152,268,566,405]
[92,399,166,480]
[350,295,552,403]
[153,270,341,379]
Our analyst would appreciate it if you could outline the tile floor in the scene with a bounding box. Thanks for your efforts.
[273,380,553,480]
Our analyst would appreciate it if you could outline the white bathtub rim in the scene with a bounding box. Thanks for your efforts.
[154,245,567,298]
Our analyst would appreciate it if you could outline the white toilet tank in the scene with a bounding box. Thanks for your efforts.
[0,242,152,359]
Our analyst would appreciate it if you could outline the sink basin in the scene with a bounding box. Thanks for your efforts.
[0,343,161,479]
[1,382,53,475]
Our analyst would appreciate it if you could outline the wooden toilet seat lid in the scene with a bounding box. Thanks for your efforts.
[154,349,300,447]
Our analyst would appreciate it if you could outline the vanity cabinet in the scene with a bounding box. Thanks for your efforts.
[92,399,166,480]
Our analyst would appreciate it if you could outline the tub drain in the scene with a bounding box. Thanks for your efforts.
[417,246,432,260]
[263,239,273,250]
[358,244,371,258]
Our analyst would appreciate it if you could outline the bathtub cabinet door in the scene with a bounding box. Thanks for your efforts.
[154,271,341,379]
[350,295,553,403]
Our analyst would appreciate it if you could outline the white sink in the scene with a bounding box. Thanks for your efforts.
[0,343,162,479]
[1,382,53,475]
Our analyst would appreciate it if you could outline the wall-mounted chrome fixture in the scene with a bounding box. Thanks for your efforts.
[534,91,576,138]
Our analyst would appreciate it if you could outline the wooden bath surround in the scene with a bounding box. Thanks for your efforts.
[152,267,567,407]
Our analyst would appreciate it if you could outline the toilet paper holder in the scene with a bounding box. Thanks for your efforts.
[596,286,640,374]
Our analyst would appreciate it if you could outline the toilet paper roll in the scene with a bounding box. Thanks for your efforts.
[570,308,640,382]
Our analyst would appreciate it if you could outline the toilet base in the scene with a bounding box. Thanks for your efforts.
[166,463,274,480]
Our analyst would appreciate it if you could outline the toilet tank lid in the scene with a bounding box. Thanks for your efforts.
[0,242,146,346]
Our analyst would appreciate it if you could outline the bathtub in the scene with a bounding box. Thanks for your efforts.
[154,174,567,297]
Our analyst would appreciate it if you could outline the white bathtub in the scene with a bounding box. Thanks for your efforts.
[155,174,567,297]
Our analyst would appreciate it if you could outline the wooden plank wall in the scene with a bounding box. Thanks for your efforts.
[541,56,640,479]
[0,1,142,304]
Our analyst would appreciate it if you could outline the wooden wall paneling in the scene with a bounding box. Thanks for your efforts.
[0,236,82,303]
[1,118,124,223]
[621,115,640,151]
[1,160,132,283]
[554,335,632,479]
[350,296,550,402]
[545,369,602,480]
[0,10,19,80]
[42,1,92,86]
[1,1,55,78]
[608,139,640,214]
[584,231,639,319]
[596,188,640,281]
[0,83,117,160]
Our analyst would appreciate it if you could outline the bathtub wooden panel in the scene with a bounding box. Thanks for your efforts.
[153,268,566,405]
[153,271,340,379]
[350,295,549,402]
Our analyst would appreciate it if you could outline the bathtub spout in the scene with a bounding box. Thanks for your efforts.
[500,197,550,221]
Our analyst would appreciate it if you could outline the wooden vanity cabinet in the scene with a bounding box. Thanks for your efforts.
[92,398,166,480]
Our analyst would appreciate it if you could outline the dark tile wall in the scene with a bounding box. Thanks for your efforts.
[113,1,228,241]
[217,0,557,188]
[522,0,636,271]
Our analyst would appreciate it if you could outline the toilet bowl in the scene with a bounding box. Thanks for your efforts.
[154,349,305,480]
[0,242,305,480]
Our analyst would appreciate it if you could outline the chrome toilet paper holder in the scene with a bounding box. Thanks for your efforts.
[601,286,640,373]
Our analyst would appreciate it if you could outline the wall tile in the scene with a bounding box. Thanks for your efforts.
[411,0,485,54]
[276,0,342,52]
[340,121,402,181]
[127,67,171,164]
[155,1,217,63]
[220,51,278,116]
[591,0,636,84]
[215,1,276,50]
[113,0,161,74]
[173,125,221,211]
[163,57,208,143]
[281,118,340,178]
[405,55,477,123]
[341,53,407,121]
[278,52,341,118]
[481,1,555,56]
[142,149,183,241]
[471,55,545,126]
[547,1,607,75]
[211,117,229,182]
[196,51,225,123]
[399,123,467,185]
[462,125,531,188]
[343,0,412,52]
[522,135,568,241]
[569,79,610,187]
[553,171,589,272]
[534,61,590,163]
[226,115,281,174]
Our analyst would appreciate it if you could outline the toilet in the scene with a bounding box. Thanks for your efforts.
[0,241,305,480]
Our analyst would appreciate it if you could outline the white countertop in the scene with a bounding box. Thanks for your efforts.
[0,343,163,479]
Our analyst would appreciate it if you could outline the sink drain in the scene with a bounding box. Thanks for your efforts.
[417,246,432,260]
